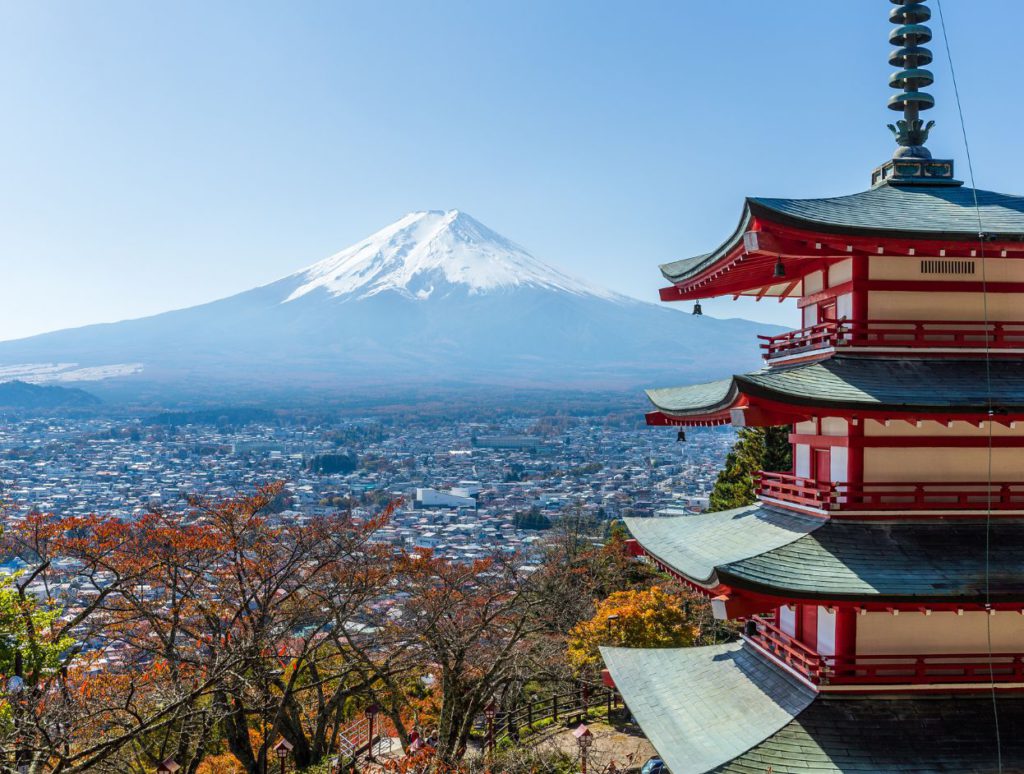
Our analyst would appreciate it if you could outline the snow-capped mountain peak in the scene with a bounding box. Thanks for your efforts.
[284,209,619,303]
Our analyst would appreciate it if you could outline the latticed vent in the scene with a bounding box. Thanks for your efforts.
[920,259,976,275]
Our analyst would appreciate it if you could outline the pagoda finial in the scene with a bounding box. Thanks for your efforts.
[871,0,958,187]
[886,1,936,159]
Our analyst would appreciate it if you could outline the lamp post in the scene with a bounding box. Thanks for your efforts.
[484,701,498,756]
[365,704,380,761]
[606,614,620,642]
[156,759,180,774]
[573,724,593,774]
[272,738,293,774]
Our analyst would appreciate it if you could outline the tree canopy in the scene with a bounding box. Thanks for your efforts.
[707,426,792,512]
[566,586,698,672]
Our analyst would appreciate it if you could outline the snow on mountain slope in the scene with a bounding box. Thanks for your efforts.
[284,209,621,303]
[0,209,783,400]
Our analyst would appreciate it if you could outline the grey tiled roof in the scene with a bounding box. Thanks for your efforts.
[600,643,815,774]
[645,379,737,418]
[624,504,821,584]
[712,694,1024,773]
[723,520,1024,603]
[604,644,1024,772]
[627,508,1024,602]
[661,183,1024,284]
[647,357,1024,417]
[750,184,1024,240]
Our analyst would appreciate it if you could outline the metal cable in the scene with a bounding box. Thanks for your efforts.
[935,2,1002,771]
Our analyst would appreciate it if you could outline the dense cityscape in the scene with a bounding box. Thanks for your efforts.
[0,407,734,568]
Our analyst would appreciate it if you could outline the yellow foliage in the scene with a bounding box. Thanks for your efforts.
[567,585,697,671]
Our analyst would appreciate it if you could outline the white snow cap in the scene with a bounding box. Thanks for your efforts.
[285,209,621,303]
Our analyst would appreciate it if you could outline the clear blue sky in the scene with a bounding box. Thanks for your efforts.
[0,0,1020,340]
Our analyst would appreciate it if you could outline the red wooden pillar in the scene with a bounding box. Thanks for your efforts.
[848,418,864,504]
[834,607,858,676]
[851,255,869,322]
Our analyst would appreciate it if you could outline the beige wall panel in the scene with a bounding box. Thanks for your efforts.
[805,271,824,295]
[864,447,1024,482]
[865,419,1024,438]
[856,611,1024,655]
[829,260,853,287]
[868,291,1024,321]
[868,256,1024,282]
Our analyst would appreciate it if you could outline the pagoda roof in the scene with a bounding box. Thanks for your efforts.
[647,357,1024,422]
[626,505,1024,603]
[600,643,816,774]
[603,642,1024,773]
[661,182,1024,285]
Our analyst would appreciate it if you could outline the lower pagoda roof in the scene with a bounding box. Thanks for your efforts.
[603,642,1023,773]
[625,505,1024,603]
[600,643,816,774]
[647,357,1024,424]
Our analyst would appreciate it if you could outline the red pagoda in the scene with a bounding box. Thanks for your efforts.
[602,2,1024,771]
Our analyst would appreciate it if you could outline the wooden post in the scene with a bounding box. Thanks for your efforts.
[552,695,558,722]
[606,688,612,718]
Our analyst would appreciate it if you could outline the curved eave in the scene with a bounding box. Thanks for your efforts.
[659,203,753,285]
[648,358,1024,424]
[623,504,822,590]
[660,184,1024,297]
[628,508,1024,604]
[644,378,742,425]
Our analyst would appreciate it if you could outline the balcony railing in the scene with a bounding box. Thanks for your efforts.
[747,617,1024,687]
[760,319,1024,360]
[745,616,827,682]
[826,653,1024,685]
[756,472,833,509]
[757,472,1024,513]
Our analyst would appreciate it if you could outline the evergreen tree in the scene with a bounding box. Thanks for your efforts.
[707,426,792,512]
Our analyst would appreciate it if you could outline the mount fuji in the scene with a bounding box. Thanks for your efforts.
[0,210,781,402]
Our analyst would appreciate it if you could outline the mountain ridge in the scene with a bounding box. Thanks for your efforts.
[0,210,783,402]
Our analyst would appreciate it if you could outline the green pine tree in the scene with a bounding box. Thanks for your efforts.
[707,426,792,512]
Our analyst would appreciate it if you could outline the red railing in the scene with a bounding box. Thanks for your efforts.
[757,472,1024,513]
[825,653,1024,685]
[747,617,1024,687]
[756,472,832,509]
[760,319,1024,359]
[745,616,827,683]
[834,482,1024,511]
[758,321,841,358]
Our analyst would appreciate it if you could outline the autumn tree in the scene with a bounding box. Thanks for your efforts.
[346,549,547,766]
[0,486,402,774]
[567,586,700,672]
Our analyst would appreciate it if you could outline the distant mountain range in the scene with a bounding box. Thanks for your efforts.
[0,381,100,410]
[0,210,781,403]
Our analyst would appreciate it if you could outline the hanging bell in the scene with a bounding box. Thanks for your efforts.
[692,301,703,316]
[676,430,686,443]
[773,256,786,278]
